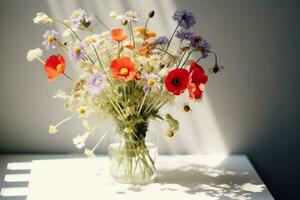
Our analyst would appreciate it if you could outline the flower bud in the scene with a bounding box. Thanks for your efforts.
[165,130,174,137]
[148,10,155,18]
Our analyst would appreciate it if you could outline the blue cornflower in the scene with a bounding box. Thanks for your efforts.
[175,28,194,41]
[154,36,169,45]
[199,39,212,58]
[172,9,196,29]
[42,30,59,50]
[190,36,212,58]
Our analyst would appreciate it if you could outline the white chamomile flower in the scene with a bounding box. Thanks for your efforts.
[100,31,110,37]
[77,106,89,118]
[109,11,118,18]
[73,133,89,149]
[48,125,57,134]
[84,148,95,158]
[33,12,53,25]
[149,54,161,68]
[26,48,43,61]
[83,34,100,47]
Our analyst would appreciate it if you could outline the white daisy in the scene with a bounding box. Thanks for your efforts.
[33,12,53,25]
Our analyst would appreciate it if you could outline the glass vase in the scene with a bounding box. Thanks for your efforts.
[108,124,157,184]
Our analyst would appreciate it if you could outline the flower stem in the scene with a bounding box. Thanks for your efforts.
[92,130,109,151]
[94,15,110,31]
[63,72,75,82]
[152,47,175,59]
[56,114,76,127]
[129,21,135,48]
[137,91,148,116]
[165,18,183,51]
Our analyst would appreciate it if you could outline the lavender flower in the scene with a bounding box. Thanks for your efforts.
[199,39,212,58]
[175,28,194,41]
[190,36,211,58]
[88,73,107,95]
[70,8,91,28]
[154,36,169,45]
[69,41,87,61]
[122,11,139,24]
[42,30,59,50]
[172,9,196,29]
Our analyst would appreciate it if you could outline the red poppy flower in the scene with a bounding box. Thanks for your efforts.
[111,28,128,43]
[44,55,66,81]
[165,68,189,95]
[188,61,208,99]
[111,57,136,81]
[188,82,205,99]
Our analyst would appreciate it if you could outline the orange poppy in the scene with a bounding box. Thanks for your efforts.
[44,55,66,81]
[111,57,136,81]
[111,28,128,43]
[139,44,151,56]
[135,27,156,40]
[124,44,134,50]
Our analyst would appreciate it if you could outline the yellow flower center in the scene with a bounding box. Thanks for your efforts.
[56,64,63,72]
[72,12,80,18]
[74,47,81,54]
[79,108,86,114]
[165,130,174,137]
[120,67,129,75]
[47,35,54,42]
[94,79,101,87]
[88,38,97,44]
[147,79,155,86]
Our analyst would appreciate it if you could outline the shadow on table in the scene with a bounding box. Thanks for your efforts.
[126,164,266,199]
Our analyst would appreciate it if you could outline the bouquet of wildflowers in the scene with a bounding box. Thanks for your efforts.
[27,8,221,183]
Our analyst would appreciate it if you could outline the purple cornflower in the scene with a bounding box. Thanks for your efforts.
[175,28,194,41]
[88,73,107,95]
[122,11,139,24]
[190,36,211,58]
[69,41,87,61]
[154,36,169,45]
[70,8,91,28]
[199,39,212,58]
[42,30,59,50]
[172,9,196,29]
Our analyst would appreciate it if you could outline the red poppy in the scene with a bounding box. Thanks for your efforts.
[188,82,205,99]
[44,55,66,81]
[165,68,189,95]
[111,57,136,81]
[111,28,128,43]
[188,61,208,99]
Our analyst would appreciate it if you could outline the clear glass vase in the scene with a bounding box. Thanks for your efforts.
[108,125,157,184]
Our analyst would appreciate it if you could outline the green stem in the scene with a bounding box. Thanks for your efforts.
[165,18,183,51]
[152,47,175,59]
[129,21,135,48]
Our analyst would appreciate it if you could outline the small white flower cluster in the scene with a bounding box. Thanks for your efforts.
[33,12,53,25]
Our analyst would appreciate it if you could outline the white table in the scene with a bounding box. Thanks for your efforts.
[0,155,274,200]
